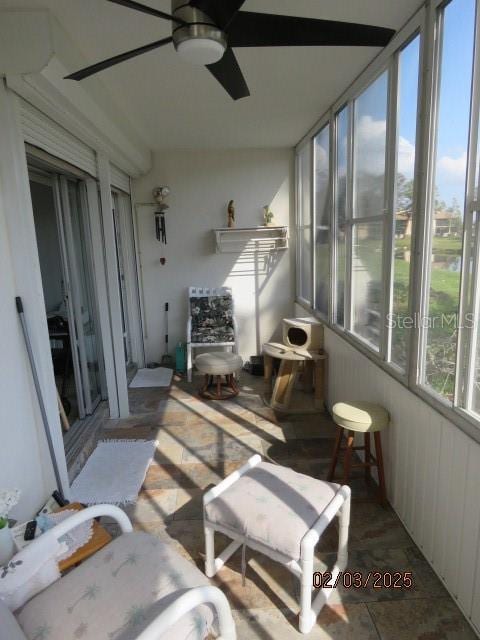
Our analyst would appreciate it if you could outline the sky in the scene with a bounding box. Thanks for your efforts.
[393,0,474,211]
[434,0,476,209]
[322,0,476,215]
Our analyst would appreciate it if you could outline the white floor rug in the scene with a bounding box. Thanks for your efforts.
[129,367,173,388]
[70,440,156,505]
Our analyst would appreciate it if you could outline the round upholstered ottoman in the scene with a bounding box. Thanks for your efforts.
[328,401,390,504]
[195,351,243,400]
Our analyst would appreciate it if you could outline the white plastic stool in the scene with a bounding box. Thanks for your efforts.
[203,455,351,634]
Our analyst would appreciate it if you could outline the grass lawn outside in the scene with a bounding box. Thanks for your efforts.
[319,231,463,398]
[360,235,463,397]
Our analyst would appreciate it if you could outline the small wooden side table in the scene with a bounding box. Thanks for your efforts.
[263,342,327,412]
[54,503,112,572]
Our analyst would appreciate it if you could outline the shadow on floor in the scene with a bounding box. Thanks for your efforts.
[96,372,474,640]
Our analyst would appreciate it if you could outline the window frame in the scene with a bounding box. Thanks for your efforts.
[295,141,314,308]
[331,103,349,327]
[295,0,480,448]
[451,0,480,417]
[414,0,479,413]
[416,0,467,404]
[407,0,480,443]
[312,118,333,319]
[387,31,423,377]
[347,66,391,353]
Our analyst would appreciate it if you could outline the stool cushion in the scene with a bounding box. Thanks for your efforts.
[195,352,243,375]
[204,462,340,560]
[332,401,389,432]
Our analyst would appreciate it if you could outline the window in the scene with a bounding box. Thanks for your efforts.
[421,0,476,401]
[351,72,388,348]
[351,221,384,347]
[294,0,480,436]
[296,144,312,305]
[334,107,349,327]
[313,124,330,317]
[390,36,421,370]
[353,72,388,220]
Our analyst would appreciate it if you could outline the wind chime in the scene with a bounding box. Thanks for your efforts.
[153,186,170,264]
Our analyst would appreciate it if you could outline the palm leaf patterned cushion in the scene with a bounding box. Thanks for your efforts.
[205,462,341,560]
[190,296,234,344]
[16,532,214,640]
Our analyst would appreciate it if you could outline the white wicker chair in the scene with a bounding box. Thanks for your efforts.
[3,505,236,640]
[187,287,239,382]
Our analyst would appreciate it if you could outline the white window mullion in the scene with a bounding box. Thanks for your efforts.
[463,211,480,409]
[345,102,355,333]
[294,150,301,300]
[382,58,400,362]
[352,214,390,225]
[330,109,338,326]
[295,144,313,307]
[325,121,333,323]
[310,136,316,310]
[394,30,424,377]
[408,1,439,390]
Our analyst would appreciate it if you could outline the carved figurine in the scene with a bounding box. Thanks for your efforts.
[263,205,274,226]
[227,200,235,228]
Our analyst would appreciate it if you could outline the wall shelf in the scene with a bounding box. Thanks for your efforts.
[213,226,288,253]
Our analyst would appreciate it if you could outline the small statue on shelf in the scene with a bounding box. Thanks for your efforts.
[227,200,235,228]
[263,205,274,226]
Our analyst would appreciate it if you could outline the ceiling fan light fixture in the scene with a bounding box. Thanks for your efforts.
[176,38,225,65]
[66,0,396,102]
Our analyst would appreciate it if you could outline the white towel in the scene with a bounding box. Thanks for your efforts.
[0,533,63,611]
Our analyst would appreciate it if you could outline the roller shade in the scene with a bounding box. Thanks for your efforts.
[19,99,97,177]
[110,163,130,193]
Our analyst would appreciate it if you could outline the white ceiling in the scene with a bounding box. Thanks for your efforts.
[2,0,424,149]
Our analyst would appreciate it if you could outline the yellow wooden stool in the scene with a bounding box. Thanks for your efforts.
[327,401,389,505]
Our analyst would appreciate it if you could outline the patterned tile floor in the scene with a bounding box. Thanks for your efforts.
[99,372,476,640]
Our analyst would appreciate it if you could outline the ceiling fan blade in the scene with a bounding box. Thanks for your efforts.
[106,0,186,25]
[65,37,173,80]
[189,0,246,29]
[206,47,249,100]
[227,11,395,48]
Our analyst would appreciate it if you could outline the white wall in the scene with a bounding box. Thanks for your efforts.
[0,84,69,522]
[322,325,480,635]
[0,192,54,522]
[133,149,295,363]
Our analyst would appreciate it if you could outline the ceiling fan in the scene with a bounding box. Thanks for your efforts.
[65,0,395,100]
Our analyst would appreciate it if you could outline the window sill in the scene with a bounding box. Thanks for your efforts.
[304,311,480,446]
[294,298,315,315]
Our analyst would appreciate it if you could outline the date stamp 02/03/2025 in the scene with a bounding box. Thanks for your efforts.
[313,571,414,590]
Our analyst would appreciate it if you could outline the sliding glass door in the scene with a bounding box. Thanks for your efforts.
[112,192,132,366]
[57,176,103,416]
